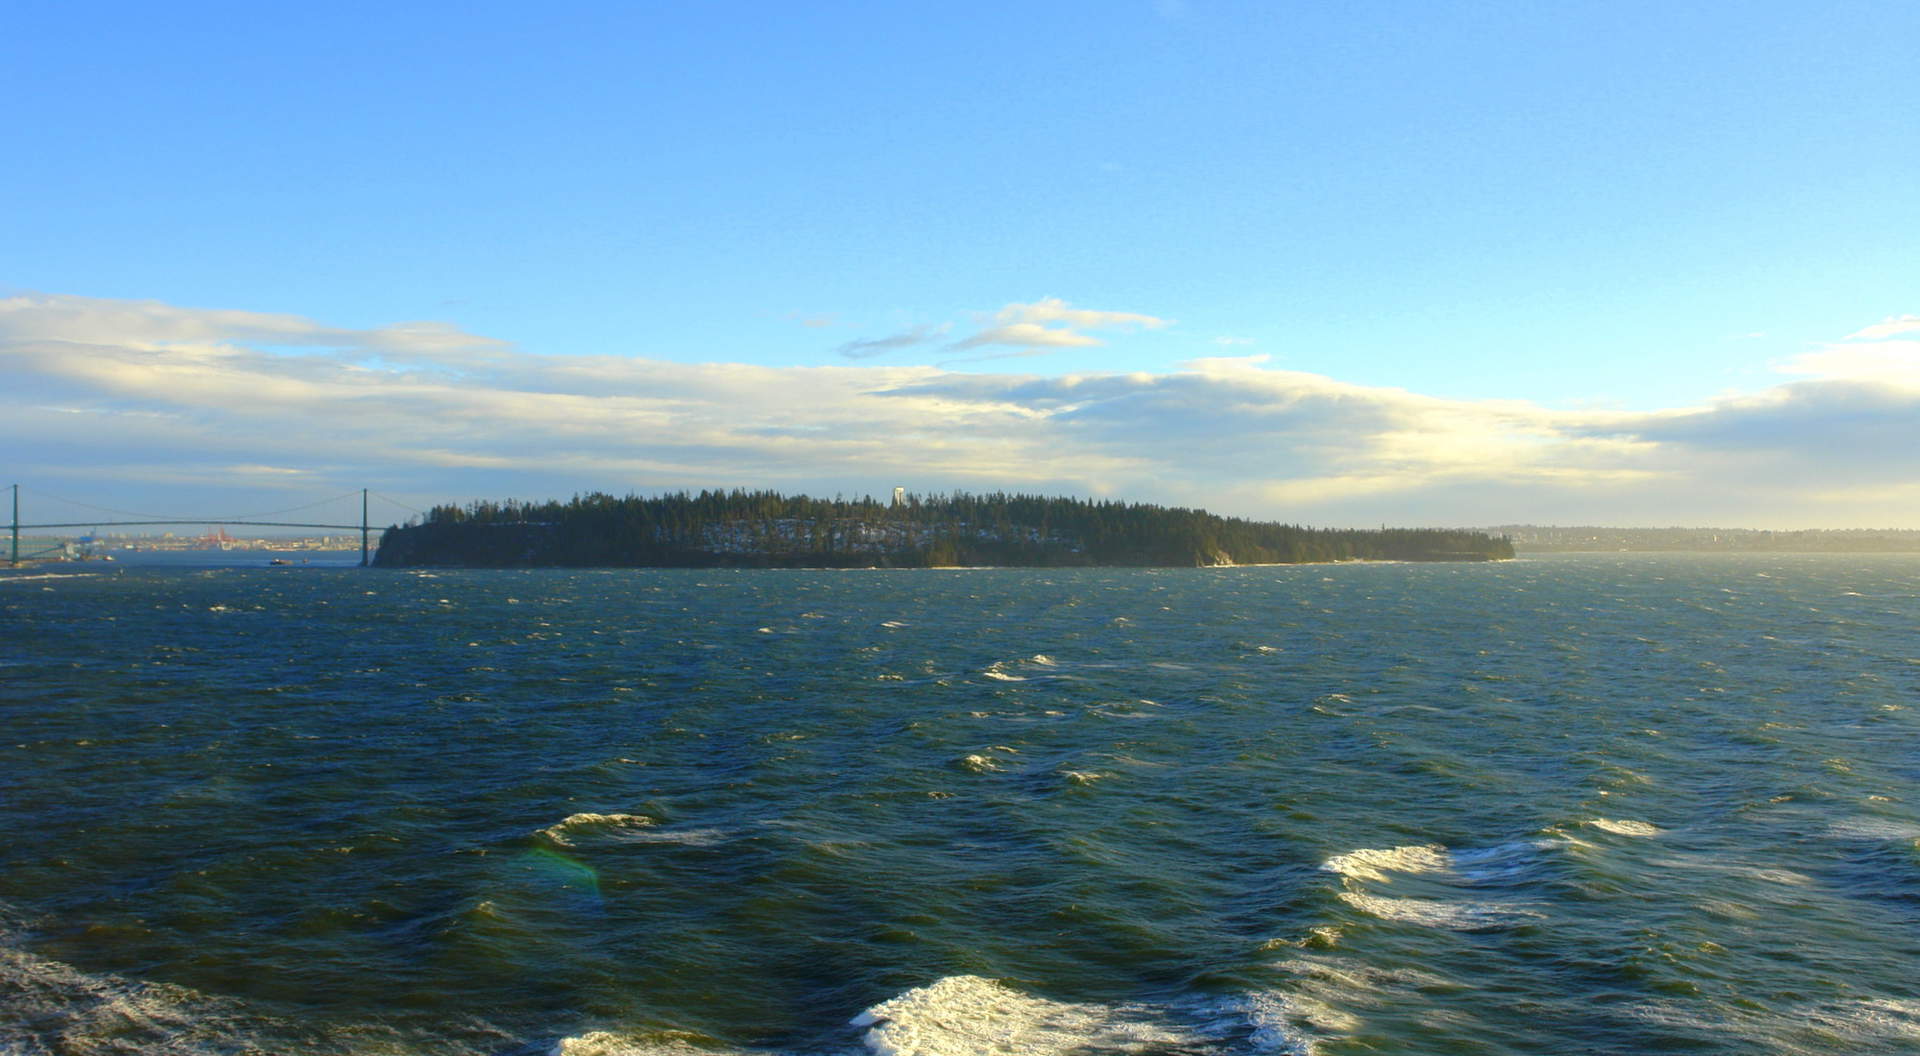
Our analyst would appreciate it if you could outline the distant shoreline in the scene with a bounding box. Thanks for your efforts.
[374,489,1515,569]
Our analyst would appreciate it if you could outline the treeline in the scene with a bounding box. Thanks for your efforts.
[373,490,1515,568]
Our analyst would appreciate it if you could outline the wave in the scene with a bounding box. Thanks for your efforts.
[956,747,1020,774]
[853,975,1192,1056]
[0,914,474,1055]
[1319,844,1448,883]
[1627,995,1920,1053]
[539,812,658,846]
[551,1031,723,1055]
[1319,839,1547,931]
[1585,818,1662,837]
[1335,891,1542,930]
[1826,817,1920,842]
[854,975,1321,1056]
[550,976,1329,1056]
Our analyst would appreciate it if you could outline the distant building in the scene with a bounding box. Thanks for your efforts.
[892,487,905,506]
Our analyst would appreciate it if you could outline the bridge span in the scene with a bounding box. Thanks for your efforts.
[8,486,408,567]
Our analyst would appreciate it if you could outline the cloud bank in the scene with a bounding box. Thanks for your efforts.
[5,292,1919,527]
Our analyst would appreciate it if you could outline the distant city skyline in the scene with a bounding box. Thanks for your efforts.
[4,2,1916,528]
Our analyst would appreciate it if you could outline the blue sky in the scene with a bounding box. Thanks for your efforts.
[4,2,1917,528]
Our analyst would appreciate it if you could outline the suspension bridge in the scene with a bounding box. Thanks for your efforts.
[7,485,423,567]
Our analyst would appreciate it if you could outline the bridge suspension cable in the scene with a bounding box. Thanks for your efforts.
[18,485,371,526]
[17,486,179,522]
[369,491,426,517]
[8,484,396,568]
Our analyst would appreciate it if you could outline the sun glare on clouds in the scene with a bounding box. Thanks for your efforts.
[3,292,1917,527]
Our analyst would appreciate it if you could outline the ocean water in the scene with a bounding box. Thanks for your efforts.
[3,554,1918,1055]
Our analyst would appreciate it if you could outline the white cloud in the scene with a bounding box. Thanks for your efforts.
[995,297,1169,331]
[0,292,509,362]
[1777,314,1920,387]
[6,293,1920,528]
[1845,315,1920,341]
[948,298,1170,354]
[949,322,1105,352]
[1779,339,1920,386]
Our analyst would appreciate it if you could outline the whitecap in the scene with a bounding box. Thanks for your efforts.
[1216,991,1332,1054]
[1336,891,1540,930]
[852,975,1196,1056]
[1319,844,1449,883]
[1585,818,1662,837]
[539,812,657,845]
[551,1031,725,1055]
[0,919,353,1055]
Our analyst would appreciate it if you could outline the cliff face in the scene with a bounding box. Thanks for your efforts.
[374,490,1515,569]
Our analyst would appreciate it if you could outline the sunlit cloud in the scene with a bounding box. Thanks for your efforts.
[948,298,1171,354]
[1777,315,1920,387]
[5,292,1918,527]
[1844,315,1920,341]
[949,322,1105,352]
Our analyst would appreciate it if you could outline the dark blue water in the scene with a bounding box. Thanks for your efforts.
[3,555,1918,1054]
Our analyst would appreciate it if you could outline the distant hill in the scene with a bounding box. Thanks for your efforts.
[1489,525,1920,553]
[374,490,1515,568]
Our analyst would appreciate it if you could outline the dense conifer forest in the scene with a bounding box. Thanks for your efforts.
[373,490,1513,568]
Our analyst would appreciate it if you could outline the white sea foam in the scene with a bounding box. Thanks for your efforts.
[981,666,1025,682]
[1585,818,1662,837]
[852,975,1196,1056]
[0,918,374,1056]
[1319,844,1448,883]
[1826,817,1920,841]
[539,812,657,845]
[1336,891,1540,929]
[1321,840,1546,930]
[550,1030,724,1055]
[1628,995,1920,1050]
[1220,992,1332,1054]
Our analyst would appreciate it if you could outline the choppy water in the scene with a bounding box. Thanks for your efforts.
[3,554,1919,1055]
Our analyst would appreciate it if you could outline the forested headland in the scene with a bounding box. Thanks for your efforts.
[373,490,1513,568]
